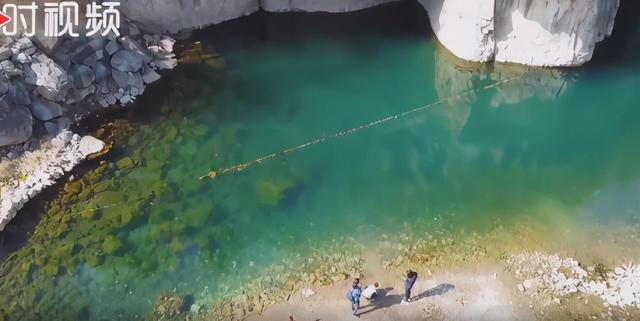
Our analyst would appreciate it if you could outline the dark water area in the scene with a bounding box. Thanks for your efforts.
[193,1,431,51]
[590,0,640,66]
[1,1,640,320]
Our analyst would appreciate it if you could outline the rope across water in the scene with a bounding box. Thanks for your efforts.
[199,77,520,180]
[65,77,519,216]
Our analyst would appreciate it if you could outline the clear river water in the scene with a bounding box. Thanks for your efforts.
[1,2,640,320]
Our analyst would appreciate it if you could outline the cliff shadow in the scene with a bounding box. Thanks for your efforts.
[193,0,433,56]
[589,0,640,67]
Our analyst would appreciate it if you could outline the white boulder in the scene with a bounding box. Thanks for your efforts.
[494,0,620,66]
[418,0,495,62]
[24,53,69,101]
[419,0,620,66]
[78,135,105,157]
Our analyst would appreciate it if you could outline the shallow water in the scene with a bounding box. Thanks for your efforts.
[1,2,640,320]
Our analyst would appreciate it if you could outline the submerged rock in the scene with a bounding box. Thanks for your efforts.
[147,293,186,321]
[102,235,124,254]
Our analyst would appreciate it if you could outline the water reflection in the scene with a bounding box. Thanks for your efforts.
[434,40,572,114]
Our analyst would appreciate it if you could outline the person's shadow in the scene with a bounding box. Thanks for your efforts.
[357,283,455,316]
[412,283,455,301]
[358,288,402,315]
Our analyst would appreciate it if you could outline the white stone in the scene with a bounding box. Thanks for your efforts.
[522,278,538,291]
[419,0,619,66]
[77,135,104,157]
[418,0,495,62]
[494,0,620,66]
[159,36,176,53]
[152,58,178,70]
[301,287,316,298]
[24,54,69,101]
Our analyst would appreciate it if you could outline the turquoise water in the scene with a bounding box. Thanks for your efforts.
[2,2,640,320]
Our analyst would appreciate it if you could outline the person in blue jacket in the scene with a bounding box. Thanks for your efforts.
[403,270,418,303]
[347,278,362,317]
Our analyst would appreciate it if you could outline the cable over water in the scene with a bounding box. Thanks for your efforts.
[199,77,521,180]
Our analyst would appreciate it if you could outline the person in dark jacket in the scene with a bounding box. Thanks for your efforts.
[403,270,418,303]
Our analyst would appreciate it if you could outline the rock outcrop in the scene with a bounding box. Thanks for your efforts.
[419,0,620,66]
[0,23,177,148]
[507,252,640,308]
[419,0,495,63]
[0,131,104,231]
[0,20,177,229]
[493,0,620,66]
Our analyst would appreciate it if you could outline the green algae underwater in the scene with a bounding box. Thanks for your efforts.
[2,2,640,320]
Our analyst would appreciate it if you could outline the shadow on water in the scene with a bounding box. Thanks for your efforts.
[193,0,432,54]
[590,0,640,67]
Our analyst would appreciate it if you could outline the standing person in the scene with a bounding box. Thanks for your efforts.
[403,270,418,303]
[347,278,362,317]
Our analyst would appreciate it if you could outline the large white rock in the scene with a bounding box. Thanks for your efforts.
[420,0,620,66]
[418,0,495,62]
[78,136,105,157]
[494,0,620,66]
[23,53,69,101]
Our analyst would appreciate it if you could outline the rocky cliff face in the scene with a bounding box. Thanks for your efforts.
[419,0,620,66]
[418,0,495,63]
[120,0,258,34]
[120,0,398,34]
[494,0,619,66]
[121,0,619,67]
